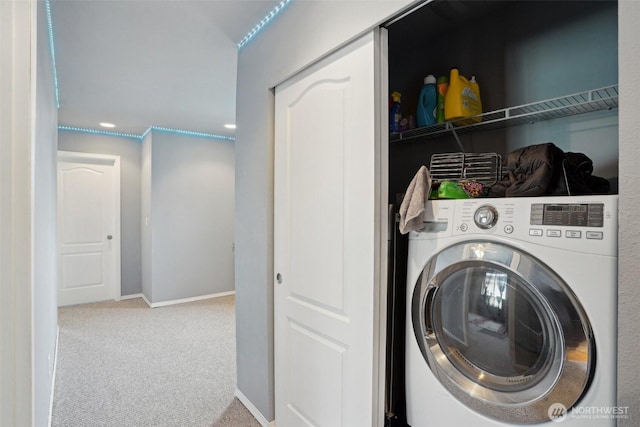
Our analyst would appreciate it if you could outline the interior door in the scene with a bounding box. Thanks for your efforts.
[57,152,121,307]
[274,30,388,427]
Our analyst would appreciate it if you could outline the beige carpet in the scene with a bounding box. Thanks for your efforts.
[51,296,261,427]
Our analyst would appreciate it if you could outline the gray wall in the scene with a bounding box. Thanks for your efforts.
[58,131,143,296]
[59,129,235,304]
[235,0,413,420]
[147,130,235,303]
[236,0,640,423]
[618,1,640,424]
[33,1,59,425]
[502,3,618,179]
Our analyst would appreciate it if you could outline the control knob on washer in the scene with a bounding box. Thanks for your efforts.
[474,205,499,229]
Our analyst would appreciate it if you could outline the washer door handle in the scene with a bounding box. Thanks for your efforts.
[424,287,437,336]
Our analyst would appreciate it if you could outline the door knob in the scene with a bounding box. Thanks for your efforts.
[276,273,282,284]
[107,235,113,240]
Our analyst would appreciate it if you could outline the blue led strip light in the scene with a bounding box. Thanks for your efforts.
[59,125,236,142]
[58,125,143,141]
[45,0,60,108]
[237,0,292,49]
[150,126,235,141]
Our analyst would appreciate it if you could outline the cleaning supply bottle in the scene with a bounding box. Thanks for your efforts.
[389,91,402,133]
[469,76,481,114]
[436,76,449,123]
[416,75,437,127]
[444,67,482,125]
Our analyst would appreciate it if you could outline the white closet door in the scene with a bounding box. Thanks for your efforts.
[274,30,387,427]
[57,152,121,307]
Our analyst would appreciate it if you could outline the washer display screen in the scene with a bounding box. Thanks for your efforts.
[530,203,604,227]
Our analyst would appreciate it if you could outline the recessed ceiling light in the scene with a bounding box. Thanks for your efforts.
[224,124,236,129]
[99,122,116,128]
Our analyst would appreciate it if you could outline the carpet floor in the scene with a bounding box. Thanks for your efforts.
[51,296,261,427]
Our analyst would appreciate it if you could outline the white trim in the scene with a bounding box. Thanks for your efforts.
[383,0,434,27]
[141,293,153,308]
[119,293,143,301]
[142,291,235,308]
[57,150,120,165]
[1,1,36,424]
[48,326,59,427]
[374,27,389,427]
[56,151,121,306]
[235,388,275,427]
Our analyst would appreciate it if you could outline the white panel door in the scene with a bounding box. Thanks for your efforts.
[57,152,120,307]
[274,30,387,427]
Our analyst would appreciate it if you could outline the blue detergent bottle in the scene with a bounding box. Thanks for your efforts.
[416,75,437,127]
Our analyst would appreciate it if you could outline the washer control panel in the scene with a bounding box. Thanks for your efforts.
[530,202,604,227]
[421,195,620,256]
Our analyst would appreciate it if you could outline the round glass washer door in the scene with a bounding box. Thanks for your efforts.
[412,240,595,424]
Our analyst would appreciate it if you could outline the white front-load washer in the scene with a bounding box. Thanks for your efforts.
[406,195,618,426]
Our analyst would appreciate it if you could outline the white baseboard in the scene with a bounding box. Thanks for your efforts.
[142,290,235,308]
[235,388,275,427]
[120,293,143,300]
[141,293,153,307]
[48,326,59,427]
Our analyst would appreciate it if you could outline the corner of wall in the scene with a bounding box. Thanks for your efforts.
[140,132,153,303]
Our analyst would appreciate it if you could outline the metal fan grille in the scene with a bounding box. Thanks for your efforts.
[429,152,502,185]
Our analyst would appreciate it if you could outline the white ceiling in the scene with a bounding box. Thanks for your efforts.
[51,0,283,137]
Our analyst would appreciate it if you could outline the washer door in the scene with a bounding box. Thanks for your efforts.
[412,241,594,424]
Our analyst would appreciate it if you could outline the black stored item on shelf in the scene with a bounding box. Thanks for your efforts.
[488,142,611,197]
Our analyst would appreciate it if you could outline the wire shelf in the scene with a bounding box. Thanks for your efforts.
[390,84,619,143]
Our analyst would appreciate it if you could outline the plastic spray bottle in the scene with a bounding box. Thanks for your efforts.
[416,75,437,127]
[389,91,402,133]
[436,76,449,123]
[469,76,481,112]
